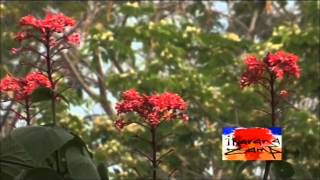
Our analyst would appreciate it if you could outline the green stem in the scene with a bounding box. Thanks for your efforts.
[263,74,276,180]
[151,127,157,180]
[45,31,60,173]
[45,32,56,126]
[25,98,31,125]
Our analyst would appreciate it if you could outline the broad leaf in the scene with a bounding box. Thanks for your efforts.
[11,126,73,164]
[97,163,109,180]
[19,168,63,180]
[0,136,34,179]
[273,161,295,178]
[57,93,70,105]
[31,87,53,103]
[65,146,100,180]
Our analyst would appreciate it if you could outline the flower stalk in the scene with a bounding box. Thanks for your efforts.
[263,74,276,180]
[115,89,188,179]
[151,127,157,180]
[1,11,81,175]
[25,98,31,125]
[44,31,57,126]
[240,51,300,180]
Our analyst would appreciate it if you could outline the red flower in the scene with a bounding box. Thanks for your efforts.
[19,15,38,27]
[279,90,289,98]
[122,89,142,101]
[240,55,265,88]
[0,72,52,101]
[240,51,300,89]
[0,75,22,94]
[19,12,75,33]
[15,31,28,42]
[0,75,26,101]
[10,48,20,55]
[114,119,126,130]
[116,89,188,127]
[149,113,162,126]
[39,12,75,33]
[115,89,144,114]
[265,51,300,79]
[66,33,80,45]
[148,92,188,111]
[25,72,52,95]
[244,55,265,70]
[15,12,79,46]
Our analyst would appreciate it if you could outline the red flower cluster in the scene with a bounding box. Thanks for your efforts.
[240,51,300,88]
[240,55,265,88]
[13,12,80,48]
[115,89,188,129]
[114,119,126,130]
[0,72,51,101]
[66,33,81,45]
[265,51,300,79]
[19,12,75,33]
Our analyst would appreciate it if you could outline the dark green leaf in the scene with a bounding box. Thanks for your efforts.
[273,161,295,178]
[97,163,109,180]
[0,136,34,179]
[65,146,100,180]
[57,93,70,105]
[22,168,63,180]
[11,126,73,163]
[31,87,53,103]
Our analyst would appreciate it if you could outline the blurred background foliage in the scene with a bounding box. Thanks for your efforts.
[0,1,319,179]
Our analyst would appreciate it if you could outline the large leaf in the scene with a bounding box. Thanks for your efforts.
[30,87,53,103]
[17,168,63,180]
[31,86,70,105]
[0,136,34,179]
[273,161,295,178]
[97,163,109,180]
[11,126,74,164]
[1,126,101,179]
[65,146,100,180]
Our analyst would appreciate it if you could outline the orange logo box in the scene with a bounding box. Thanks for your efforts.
[222,127,282,161]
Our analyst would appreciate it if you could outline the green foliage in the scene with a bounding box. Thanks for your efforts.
[64,147,99,179]
[273,161,295,178]
[31,87,54,103]
[17,168,64,180]
[11,126,73,164]
[0,126,103,180]
[97,163,109,180]
[0,134,34,179]
[1,1,319,180]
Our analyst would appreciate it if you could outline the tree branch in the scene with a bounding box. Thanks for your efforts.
[247,9,259,39]
[96,51,115,117]
[62,53,98,100]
